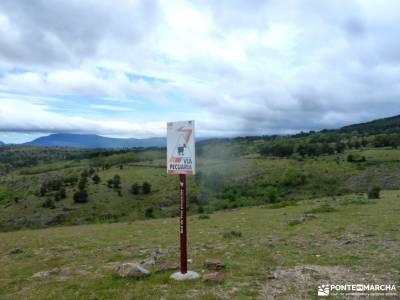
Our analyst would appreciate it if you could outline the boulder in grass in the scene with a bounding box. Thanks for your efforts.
[203,259,226,270]
[8,248,23,254]
[203,272,225,282]
[155,262,179,273]
[114,262,150,278]
[32,271,51,278]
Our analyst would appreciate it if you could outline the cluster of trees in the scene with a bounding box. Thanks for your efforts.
[130,182,152,195]
[106,174,152,196]
[372,134,400,148]
[107,175,121,189]
[73,171,90,203]
[347,153,366,163]
[260,132,400,158]
[259,141,348,158]
[39,179,67,206]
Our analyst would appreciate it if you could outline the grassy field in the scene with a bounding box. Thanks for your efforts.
[1,190,399,299]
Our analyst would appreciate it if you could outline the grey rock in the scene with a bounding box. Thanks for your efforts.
[203,259,226,270]
[114,262,150,278]
[202,272,225,281]
[155,263,179,273]
[8,248,23,254]
[140,255,157,269]
[32,271,50,278]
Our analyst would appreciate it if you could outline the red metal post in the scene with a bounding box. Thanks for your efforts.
[179,174,188,274]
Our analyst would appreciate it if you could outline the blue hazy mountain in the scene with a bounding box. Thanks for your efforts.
[25,133,166,148]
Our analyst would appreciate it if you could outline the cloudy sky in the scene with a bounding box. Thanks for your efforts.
[0,0,399,143]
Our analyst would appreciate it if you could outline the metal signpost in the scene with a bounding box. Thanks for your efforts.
[167,121,199,280]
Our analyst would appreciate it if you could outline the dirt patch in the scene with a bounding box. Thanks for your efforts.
[257,264,394,299]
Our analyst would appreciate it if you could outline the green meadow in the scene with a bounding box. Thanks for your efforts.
[0,190,399,299]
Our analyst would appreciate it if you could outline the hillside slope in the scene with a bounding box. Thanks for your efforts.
[0,191,399,299]
[26,133,166,148]
[340,114,400,134]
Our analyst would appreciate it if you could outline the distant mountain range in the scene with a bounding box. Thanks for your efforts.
[25,133,166,148]
[4,113,400,149]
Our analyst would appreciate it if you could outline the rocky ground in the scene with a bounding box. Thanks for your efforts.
[1,191,399,299]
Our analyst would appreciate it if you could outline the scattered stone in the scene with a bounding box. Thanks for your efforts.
[155,263,179,273]
[267,273,277,280]
[114,262,150,278]
[302,213,317,220]
[32,268,59,278]
[340,240,356,246]
[140,255,157,269]
[8,248,23,254]
[203,259,226,270]
[203,272,225,282]
[32,271,50,278]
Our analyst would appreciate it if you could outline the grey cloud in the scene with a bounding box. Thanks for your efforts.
[0,0,159,68]
[1,0,400,138]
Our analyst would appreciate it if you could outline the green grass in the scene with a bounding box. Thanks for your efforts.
[0,190,399,299]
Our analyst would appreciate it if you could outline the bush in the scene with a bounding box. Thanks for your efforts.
[223,231,242,238]
[42,198,55,209]
[39,185,47,197]
[198,214,210,220]
[265,186,278,203]
[107,179,113,188]
[130,183,140,195]
[368,186,381,199]
[78,177,87,191]
[347,153,366,163]
[267,200,298,209]
[142,182,151,194]
[73,190,88,203]
[54,188,66,201]
[92,174,101,184]
[307,204,336,214]
[287,219,303,226]
[113,175,121,189]
[144,207,154,218]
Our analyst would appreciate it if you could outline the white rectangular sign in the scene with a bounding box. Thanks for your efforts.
[167,120,195,175]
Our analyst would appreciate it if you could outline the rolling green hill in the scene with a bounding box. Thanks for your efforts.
[340,114,400,134]
[1,114,400,231]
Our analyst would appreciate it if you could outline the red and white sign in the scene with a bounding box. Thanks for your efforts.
[167,120,195,175]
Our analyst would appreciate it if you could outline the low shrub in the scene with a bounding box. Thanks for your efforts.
[368,186,381,199]
[223,230,242,238]
[306,204,336,214]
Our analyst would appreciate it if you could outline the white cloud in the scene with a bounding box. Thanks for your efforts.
[0,0,399,140]
[90,104,133,112]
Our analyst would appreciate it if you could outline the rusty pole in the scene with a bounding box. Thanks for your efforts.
[179,174,188,274]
